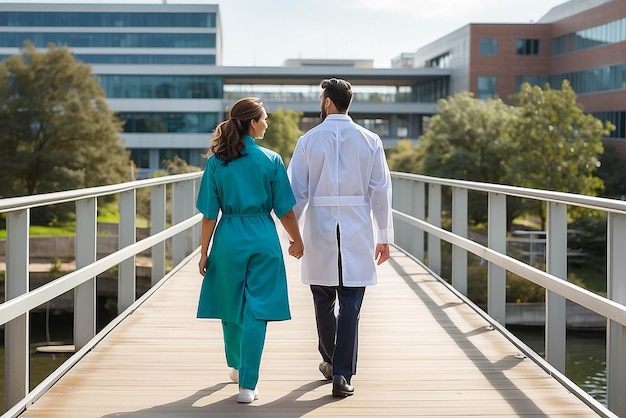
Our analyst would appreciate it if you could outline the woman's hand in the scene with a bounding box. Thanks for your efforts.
[198,254,208,275]
[288,240,304,259]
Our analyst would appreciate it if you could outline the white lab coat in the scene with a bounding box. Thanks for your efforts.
[287,114,394,287]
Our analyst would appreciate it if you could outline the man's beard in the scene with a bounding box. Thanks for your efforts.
[320,107,327,121]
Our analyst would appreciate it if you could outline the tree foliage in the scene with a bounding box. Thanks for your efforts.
[507,81,610,195]
[386,84,611,228]
[420,92,516,184]
[418,92,520,225]
[596,144,626,199]
[387,140,425,173]
[136,156,202,223]
[0,42,130,216]
[261,107,303,165]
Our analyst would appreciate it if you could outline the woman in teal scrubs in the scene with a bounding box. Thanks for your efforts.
[196,97,304,404]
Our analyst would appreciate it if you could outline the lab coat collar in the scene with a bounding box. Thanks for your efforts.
[323,114,352,122]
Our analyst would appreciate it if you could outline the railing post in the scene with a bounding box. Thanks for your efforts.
[428,183,441,275]
[4,209,29,411]
[151,184,167,286]
[414,181,425,260]
[545,202,567,372]
[192,177,201,250]
[487,192,506,324]
[452,187,468,295]
[393,178,414,256]
[118,190,136,312]
[182,179,195,256]
[391,177,407,253]
[172,181,186,265]
[607,212,626,417]
[74,198,97,350]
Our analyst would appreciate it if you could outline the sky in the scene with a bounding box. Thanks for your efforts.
[1,0,569,67]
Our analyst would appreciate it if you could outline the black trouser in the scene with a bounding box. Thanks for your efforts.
[310,225,365,380]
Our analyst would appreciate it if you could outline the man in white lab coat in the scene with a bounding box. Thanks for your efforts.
[287,78,394,398]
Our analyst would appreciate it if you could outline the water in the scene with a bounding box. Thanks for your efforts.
[510,325,607,405]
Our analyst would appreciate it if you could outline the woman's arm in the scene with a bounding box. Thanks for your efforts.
[279,209,304,259]
[198,216,217,275]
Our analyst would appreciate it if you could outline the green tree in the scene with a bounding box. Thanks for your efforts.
[418,92,519,226]
[262,107,303,165]
[507,81,612,226]
[420,92,516,183]
[0,42,130,223]
[596,144,626,199]
[387,140,425,174]
[136,156,202,223]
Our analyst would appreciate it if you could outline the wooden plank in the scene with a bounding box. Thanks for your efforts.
[19,246,600,417]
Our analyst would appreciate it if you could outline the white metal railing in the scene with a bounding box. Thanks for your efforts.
[391,172,626,418]
[0,172,203,417]
[2,171,624,417]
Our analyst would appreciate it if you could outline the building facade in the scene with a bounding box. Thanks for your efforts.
[0,3,223,178]
[0,3,450,178]
[411,0,626,153]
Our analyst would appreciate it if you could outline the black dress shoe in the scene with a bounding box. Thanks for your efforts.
[332,375,354,397]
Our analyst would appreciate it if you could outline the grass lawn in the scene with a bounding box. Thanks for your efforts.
[0,201,149,238]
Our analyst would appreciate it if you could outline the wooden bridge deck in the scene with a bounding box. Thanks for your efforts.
[18,245,600,417]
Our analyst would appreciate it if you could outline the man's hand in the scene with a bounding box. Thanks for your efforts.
[374,243,389,265]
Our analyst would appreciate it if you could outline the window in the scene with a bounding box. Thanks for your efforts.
[515,75,548,91]
[426,52,451,69]
[479,38,497,55]
[118,112,219,133]
[477,76,497,99]
[0,11,217,28]
[516,39,540,55]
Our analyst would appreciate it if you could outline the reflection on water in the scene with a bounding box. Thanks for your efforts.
[510,325,607,405]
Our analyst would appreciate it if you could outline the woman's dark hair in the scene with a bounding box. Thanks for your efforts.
[321,78,352,113]
[204,97,265,163]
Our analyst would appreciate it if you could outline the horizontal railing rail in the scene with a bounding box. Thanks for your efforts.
[0,172,204,417]
[2,171,623,417]
[390,172,625,418]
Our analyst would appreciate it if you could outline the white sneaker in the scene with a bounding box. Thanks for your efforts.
[237,387,259,403]
[229,368,239,384]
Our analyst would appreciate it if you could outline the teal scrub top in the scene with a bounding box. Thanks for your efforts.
[195,136,295,323]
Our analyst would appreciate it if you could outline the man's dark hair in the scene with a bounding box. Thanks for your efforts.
[321,78,352,113]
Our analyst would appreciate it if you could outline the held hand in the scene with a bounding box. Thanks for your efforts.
[374,243,390,265]
[198,254,208,276]
[288,240,304,259]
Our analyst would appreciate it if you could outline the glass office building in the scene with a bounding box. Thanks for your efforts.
[411,0,626,153]
[0,3,222,178]
[0,3,450,177]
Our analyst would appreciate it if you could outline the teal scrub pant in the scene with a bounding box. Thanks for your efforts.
[221,301,267,390]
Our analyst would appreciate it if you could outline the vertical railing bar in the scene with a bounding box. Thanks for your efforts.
[150,184,167,286]
[395,178,409,255]
[4,209,30,412]
[172,182,185,265]
[118,190,136,312]
[415,181,425,260]
[452,187,468,295]
[192,178,201,250]
[183,180,195,257]
[428,183,441,275]
[487,192,506,324]
[607,212,626,417]
[545,202,567,372]
[74,198,97,350]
